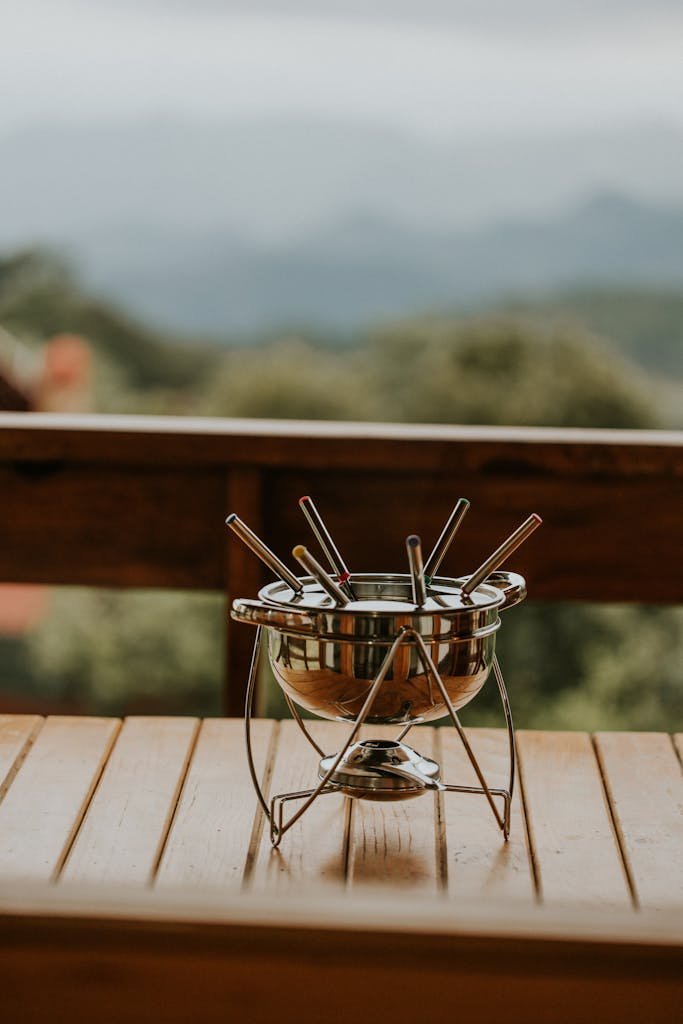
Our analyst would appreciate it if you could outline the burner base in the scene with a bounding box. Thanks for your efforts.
[318,739,440,800]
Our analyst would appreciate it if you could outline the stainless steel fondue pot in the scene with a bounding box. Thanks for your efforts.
[227,503,540,848]
[231,570,525,725]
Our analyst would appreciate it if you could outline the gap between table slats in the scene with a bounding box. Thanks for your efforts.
[245,720,351,895]
[438,727,535,903]
[0,715,43,804]
[593,732,683,910]
[346,725,440,893]
[156,717,275,889]
[60,717,200,886]
[0,716,120,882]
[516,730,633,908]
[674,734,683,769]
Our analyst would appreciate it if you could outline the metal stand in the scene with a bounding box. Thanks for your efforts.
[245,625,515,847]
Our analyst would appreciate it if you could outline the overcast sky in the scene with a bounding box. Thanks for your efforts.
[1,0,682,139]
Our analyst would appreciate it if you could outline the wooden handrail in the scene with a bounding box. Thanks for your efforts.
[1,413,681,711]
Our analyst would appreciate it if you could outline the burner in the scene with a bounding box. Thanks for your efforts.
[319,739,441,801]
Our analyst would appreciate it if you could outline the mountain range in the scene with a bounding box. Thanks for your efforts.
[69,191,683,334]
[1,117,682,333]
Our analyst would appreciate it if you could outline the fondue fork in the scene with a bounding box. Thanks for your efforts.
[461,513,542,597]
[292,545,350,606]
[299,495,357,599]
[423,497,470,582]
[406,534,428,607]
[226,514,303,594]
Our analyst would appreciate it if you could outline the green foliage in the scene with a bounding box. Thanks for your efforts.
[202,337,360,420]
[505,286,683,377]
[360,317,657,428]
[0,250,221,396]
[2,589,224,716]
[465,603,683,731]
[203,316,659,430]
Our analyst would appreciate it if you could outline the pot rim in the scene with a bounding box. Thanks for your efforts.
[230,571,525,643]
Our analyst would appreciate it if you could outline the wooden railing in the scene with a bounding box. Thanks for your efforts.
[0,413,681,713]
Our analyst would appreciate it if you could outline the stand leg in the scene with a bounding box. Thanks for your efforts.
[244,626,272,820]
[268,628,412,847]
[246,625,516,846]
[410,630,511,838]
[270,786,337,845]
[283,693,327,758]
[493,654,515,804]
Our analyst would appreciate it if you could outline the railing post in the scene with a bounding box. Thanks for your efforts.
[224,467,265,717]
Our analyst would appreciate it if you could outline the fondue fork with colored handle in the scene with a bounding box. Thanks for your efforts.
[292,545,349,606]
[299,495,357,599]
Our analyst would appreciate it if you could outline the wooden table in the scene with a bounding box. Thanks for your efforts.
[0,715,681,1023]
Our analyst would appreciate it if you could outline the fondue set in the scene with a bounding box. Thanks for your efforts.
[227,497,541,847]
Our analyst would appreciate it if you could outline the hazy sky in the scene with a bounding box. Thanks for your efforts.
[1,0,682,138]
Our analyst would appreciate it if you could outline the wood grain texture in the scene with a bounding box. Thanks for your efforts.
[247,720,349,894]
[1,413,681,473]
[0,716,119,881]
[517,730,632,907]
[0,463,225,588]
[594,732,683,910]
[268,470,683,602]
[60,717,198,886]
[346,725,441,892]
[0,414,680,600]
[439,727,535,902]
[0,905,680,1024]
[0,715,42,803]
[156,718,274,889]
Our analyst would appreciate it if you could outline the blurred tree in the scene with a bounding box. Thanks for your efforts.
[25,589,223,716]
[361,317,657,428]
[203,337,362,420]
[0,249,220,398]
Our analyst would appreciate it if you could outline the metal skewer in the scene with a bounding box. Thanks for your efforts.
[299,495,356,599]
[292,545,349,606]
[406,534,427,606]
[461,513,542,597]
[226,514,303,593]
[423,497,470,581]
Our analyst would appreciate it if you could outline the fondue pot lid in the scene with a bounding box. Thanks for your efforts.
[257,574,504,613]
[230,571,526,643]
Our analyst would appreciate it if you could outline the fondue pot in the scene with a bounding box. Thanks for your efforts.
[227,499,541,847]
[231,570,526,724]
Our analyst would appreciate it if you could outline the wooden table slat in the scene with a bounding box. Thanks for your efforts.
[594,732,683,910]
[0,716,119,881]
[61,717,199,886]
[347,725,441,892]
[247,720,350,894]
[156,718,275,889]
[517,730,632,907]
[0,715,43,804]
[439,727,536,902]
